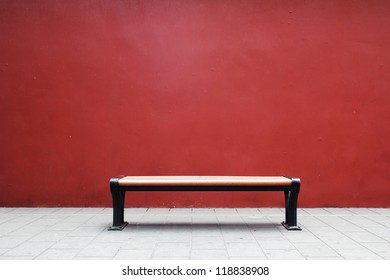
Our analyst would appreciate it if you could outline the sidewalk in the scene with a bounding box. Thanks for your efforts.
[0,208,389,260]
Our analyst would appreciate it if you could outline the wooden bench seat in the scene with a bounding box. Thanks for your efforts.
[109,175,301,231]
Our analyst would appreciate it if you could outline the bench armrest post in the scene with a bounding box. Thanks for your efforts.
[108,178,128,231]
[282,178,301,230]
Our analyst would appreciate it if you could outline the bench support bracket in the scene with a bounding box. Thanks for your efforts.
[109,178,128,231]
[281,178,301,230]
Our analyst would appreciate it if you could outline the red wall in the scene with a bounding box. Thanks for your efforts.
[1,0,389,207]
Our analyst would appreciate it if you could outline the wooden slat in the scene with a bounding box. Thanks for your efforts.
[118,176,292,187]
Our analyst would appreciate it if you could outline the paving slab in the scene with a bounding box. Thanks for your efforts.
[153,242,191,257]
[0,207,389,260]
[191,249,229,260]
[226,242,264,257]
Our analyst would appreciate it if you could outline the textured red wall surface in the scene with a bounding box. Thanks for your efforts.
[1,1,389,207]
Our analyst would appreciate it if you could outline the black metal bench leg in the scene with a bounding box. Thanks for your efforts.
[108,178,128,231]
[283,190,290,226]
[282,178,301,231]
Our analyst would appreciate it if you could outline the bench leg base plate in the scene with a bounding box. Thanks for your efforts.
[108,222,128,231]
[281,222,302,231]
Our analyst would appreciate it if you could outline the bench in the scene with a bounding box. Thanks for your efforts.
[109,176,301,231]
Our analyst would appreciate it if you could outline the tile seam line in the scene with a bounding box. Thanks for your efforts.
[300,213,345,260]
[338,215,389,244]
[216,208,231,260]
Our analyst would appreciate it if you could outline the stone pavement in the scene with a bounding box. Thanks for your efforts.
[0,208,389,260]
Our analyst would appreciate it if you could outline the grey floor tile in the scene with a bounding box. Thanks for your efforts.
[62,215,95,223]
[0,207,389,260]
[145,208,170,215]
[52,208,83,214]
[31,208,62,214]
[259,208,284,215]
[124,208,148,214]
[384,237,390,243]
[191,236,225,250]
[0,236,31,249]
[49,222,84,231]
[215,208,238,216]
[305,256,345,260]
[192,208,216,216]
[0,223,26,235]
[76,208,104,214]
[121,226,149,236]
[29,231,69,242]
[220,224,250,232]
[7,208,40,214]
[152,256,190,260]
[192,216,219,224]
[217,216,245,224]
[94,232,132,243]
[336,248,383,260]
[77,242,122,257]
[264,249,305,260]
[0,248,8,255]
[8,225,48,236]
[191,225,222,237]
[307,227,344,238]
[317,216,365,232]
[263,216,288,228]
[298,216,328,228]
[229,256,268,260]
[0,215,14,224]
[158,231,192,243]
[236,208,261,215]
[294,242,340,258]
[9,215,43,224]
[68,226,105,237]
[169,208,192,215]
[282,231,321,243]
[35,248,80,260]
[369,208,390,215]
[361,242,390,258]
[29,218,63,226]
[347,208,378,215]
[366,215,390,227]
[101,208,113,214]
[166,215,192,224]
[223,232,256,243]
[345,231,387,243]
[0,256,36,260]
[191,249,229,259]
[302,208,333,216]
[131,225,167,236]
[121,214,144,224]
[139,215,167,224]
[3,241,54,257]
[325,238,366,250]
[114,249,154,259]
[85,215,112,226]
[324,208,355,215]
[242,216,269,225]
[0,208,14,214]
[226,242,264,257]
[52,236,95,249]
[256,237,295,250]
[153,242,191,257]
[251,228,285,238]
[344,216,385,230]
[221,225,255,242]
[73,256,112,260]
[365,226,390,238]
[121,237,159,250]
